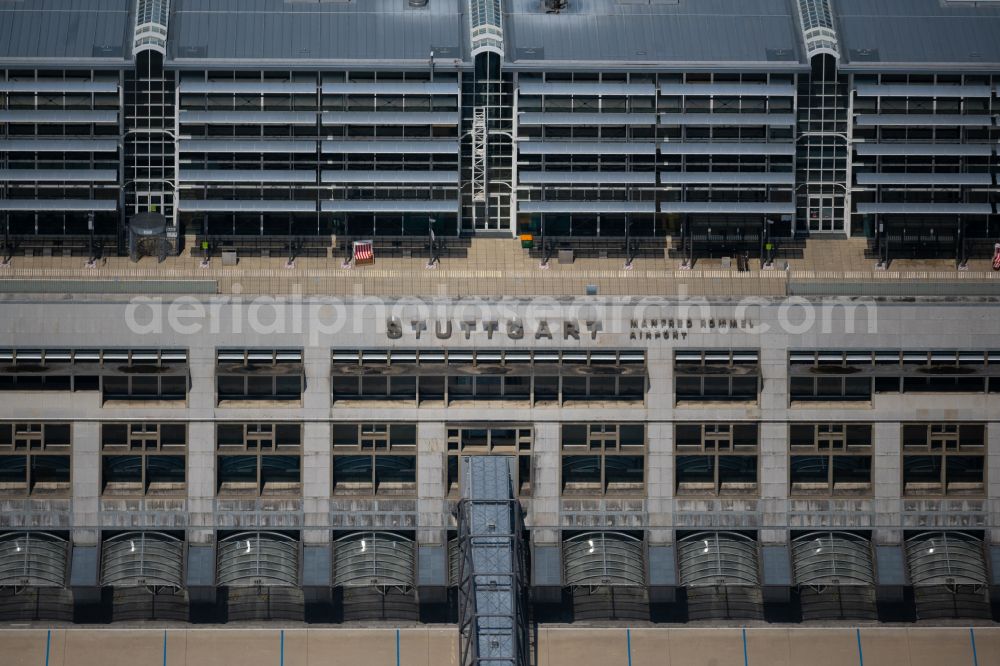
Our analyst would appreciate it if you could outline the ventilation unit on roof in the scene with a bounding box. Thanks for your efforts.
[545,0,567,12]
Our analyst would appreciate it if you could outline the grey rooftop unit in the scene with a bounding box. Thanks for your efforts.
[792,532,875,588]
[100,532,184,589]
[563,532,645,588]
[905,532,988,588]
[0,532,69,588]
[216,532,299,587]
[678,532,760,587]
[332,532,416,591]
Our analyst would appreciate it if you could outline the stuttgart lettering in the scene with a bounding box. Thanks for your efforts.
[386,318,603,341]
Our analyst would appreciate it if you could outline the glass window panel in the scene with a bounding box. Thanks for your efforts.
[946,456,984,486]
[534,376,559,400]
[333,455,374,493]
[959,425,985,447]
[791,455,828,484]
[903,455,941,484]
[374,455,416,493]
[217,376,245,396]
[131,376,159,396]
[218,455,258,487]
[561,424,588,448]
[44,424,71,446]
[620,425,644,447]
[790,377,814,397]
[718,456,757,484]
[675,425,702,448]
[103,376,129,396]
[391,424,417,447]
[618,376,645,398]
[389,376,416,398]
[217,424,244,447]
[332,424,360,447]
[730,376,758,398]
[31,456,70,486]
[361,376,388,396]
[260,455,300,486]
[504,376,530,397]
[420,376,445,400]
[562,376,587,397]
[675,455,714,483]
[146,455,186,486]
[562,455,601,491]
[604,455,644,492]
[845,425,872,447]
[448,376,474,397]
[702,376,730,397]
[832,456,871,485]
[102,455,142,484]
[477,376,502,397]
[0,456,27,489]
[588,376,615,397]
[332,376,359,397]
[275,376,302,397]
[247,376,274,396]
[275,424,301,446]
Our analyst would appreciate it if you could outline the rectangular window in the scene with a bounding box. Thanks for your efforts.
[0,422,71,497]
[902,423,985,496]
[332,349,646,405]
[216,423,302,496]
[216,349,303,402]
[675,423,758,496]
[331,423,417,496]
[791,350,996,399]
[560,423,645,496]
[0,348,187,398]
[789,423,872,495]
[100,422,186,496]
[675,350,759,402]
[446,425,532,496]
[788,351,873,402]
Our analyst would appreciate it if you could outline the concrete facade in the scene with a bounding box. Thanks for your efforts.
[0,295,997,554]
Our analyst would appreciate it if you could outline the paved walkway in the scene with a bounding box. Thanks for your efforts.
[1,238,997,297]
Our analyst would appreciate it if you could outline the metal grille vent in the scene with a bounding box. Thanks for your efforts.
[0,532,68,588]
[905,532,987,588]
[333,532,415,591]
[563,532,645,588]
[792,532,875,589]
[101,532,183,589]
[217,532,299,587]
[449,538,461,587]
[678,532,759,587]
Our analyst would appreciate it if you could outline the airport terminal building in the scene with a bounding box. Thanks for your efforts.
[1,294,1000,630]
[2,1,1000,663]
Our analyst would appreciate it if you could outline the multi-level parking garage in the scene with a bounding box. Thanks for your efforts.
[0,0,997,265]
